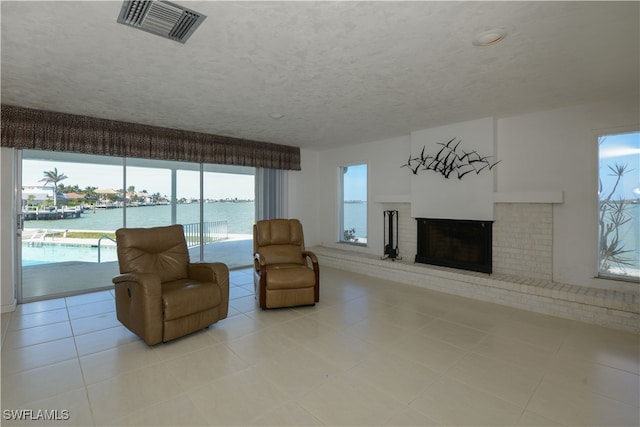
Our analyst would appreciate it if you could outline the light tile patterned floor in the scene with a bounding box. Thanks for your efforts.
[1,266,638,426]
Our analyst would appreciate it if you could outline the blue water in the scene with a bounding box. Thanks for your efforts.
[21,200,637,272]
[343,202,367,241]
[613,203,640,271]
[25,201,370,237]
[22,203,255,266]
[24,202,256,234]
[22,243,118,266]
[22,201,369,265]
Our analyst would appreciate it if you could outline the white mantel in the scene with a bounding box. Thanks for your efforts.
[493,191,564,204]
[375,191,564,205]
[374,194,411,203]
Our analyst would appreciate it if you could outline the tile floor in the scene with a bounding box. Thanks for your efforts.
[1,266,639,426]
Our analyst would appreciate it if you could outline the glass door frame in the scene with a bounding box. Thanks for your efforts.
[14,149,23,304]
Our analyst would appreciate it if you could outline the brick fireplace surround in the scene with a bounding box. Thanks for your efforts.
[311,203,639,333]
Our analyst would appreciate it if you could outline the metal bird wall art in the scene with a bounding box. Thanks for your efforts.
[402,137,501,179]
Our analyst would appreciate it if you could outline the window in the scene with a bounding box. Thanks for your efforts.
[339,163,367,245]
[19,149,255,301]
[597,131,640,280]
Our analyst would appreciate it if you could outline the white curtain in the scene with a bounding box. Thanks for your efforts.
[255,168,288,220]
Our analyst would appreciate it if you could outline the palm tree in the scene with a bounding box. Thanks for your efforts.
[83,186,97,202]
[40,168,68,207]
[127,185,138,202]
[598,162,634,273]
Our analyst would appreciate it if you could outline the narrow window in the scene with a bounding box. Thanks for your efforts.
[339,163,367,245]
[598,131,640,280]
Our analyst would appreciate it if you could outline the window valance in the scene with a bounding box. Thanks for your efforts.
[1,105,301,170]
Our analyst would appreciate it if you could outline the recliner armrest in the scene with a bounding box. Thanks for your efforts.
[254,252,266,267]
[188,262,230,319]
[302,251,320,303]
[302,251,318,265]
[189,262,228,284]
[112,272,162,296]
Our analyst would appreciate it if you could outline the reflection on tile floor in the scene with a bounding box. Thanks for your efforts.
[2,266,639,426]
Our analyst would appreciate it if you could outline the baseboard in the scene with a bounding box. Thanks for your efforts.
[1,298,17,313]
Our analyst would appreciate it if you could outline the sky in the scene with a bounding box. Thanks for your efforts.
[599,132,640,200]
[343,163,367,201]
[22,159,255,200]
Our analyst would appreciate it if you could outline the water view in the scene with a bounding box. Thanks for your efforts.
[608,202,640,274]
[18,155,262,300]
[343,201,367,242]
[21,202,255,268]
[23,201,256,235]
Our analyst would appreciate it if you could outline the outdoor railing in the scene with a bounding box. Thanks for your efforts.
[94,221,227,263]
[183,220,228,247]
[97,235,117,263]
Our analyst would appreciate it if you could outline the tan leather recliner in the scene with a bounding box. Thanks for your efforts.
[112,224,229,345]
[253,218,319,309]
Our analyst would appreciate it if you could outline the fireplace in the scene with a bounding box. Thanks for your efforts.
[415,218,493,274]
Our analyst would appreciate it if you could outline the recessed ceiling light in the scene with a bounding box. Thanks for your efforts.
[472,29,507,47]
[269,113,285,120]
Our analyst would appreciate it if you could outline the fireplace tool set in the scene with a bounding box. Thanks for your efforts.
[382,210,401,261]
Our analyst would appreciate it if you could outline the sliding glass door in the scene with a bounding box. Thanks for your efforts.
[19,150,255,303]
[20,150,123,301]
[203,165,255,266]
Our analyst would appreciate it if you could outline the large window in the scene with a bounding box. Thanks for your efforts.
[598,131,640,280]
[19,150,255,301]
[339,163,367,245]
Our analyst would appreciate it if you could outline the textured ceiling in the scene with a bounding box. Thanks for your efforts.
[1,1,638,150]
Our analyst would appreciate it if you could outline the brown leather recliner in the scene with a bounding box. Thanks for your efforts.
[253,218,319,309]
[112,224,229,345]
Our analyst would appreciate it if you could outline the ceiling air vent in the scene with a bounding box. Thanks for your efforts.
[117,0,206,44]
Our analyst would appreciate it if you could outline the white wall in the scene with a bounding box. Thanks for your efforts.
[411,117,495,220]
[289,135,411,256]
[292,97,639,291]
[497,99,639,290]
[1,148,17,312]
[287,149,321,245]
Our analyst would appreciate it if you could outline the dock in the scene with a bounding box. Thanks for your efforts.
[23,206,82,220]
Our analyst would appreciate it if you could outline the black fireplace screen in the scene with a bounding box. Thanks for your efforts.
[415,218,493,274]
